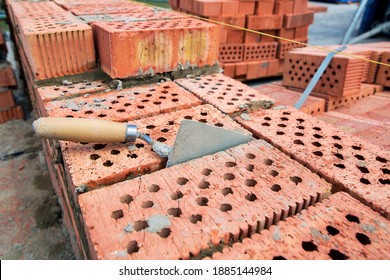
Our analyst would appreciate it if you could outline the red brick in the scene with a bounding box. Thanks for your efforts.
[246,59,281,80]
[293,0,308,13]
[54,0,129,9]
[78,139,331,259]
[59,104,247,189]
[179,0,194,12]
[254,0,275,16]
[235,62,248,77]
[0,63,17,88]
[284,11,314,28]
[219,43,244,63]
[277,38,307,59]
[244,31,261,43]
[227,29,245,43]
[308,4,328,13]
[94,18,220,78]
[260,30,277,42]
[238,1,256,15]
[0,89,15,109]
[43,81,201,121]
[274,0,294,14]
[295,25,309,38]
[211,192,390,259]
[169,0,180,9]
[221,0,239,15]
[192,0,222,16]
[277,28,296,40]
[376,52,390,87]
[244,42,278,62]
[222,63,235,77]
[66,2,153,16]
[175,73,274,114]
[236,106,390,219]
[246,15,283,30]
[0,106,24,124]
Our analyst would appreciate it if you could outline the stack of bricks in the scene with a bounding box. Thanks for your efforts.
[4,0,390,260]
[169,0,315,80]
[0,28,23,123]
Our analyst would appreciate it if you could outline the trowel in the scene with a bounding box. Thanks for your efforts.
[32,117,253,167]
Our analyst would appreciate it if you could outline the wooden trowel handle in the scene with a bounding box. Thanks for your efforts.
[33,117,130,143]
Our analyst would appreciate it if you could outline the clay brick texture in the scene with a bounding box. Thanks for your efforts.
[43,81,201,121]
[235,107,390,219]
[10,1,96,80]
[210,192,390,260]
[219,44,244,63]
[78,139,331,259]
[0,63,17,88]
[94,18,220,78]
[0,106,24,124]
[175,73,274,115]
[277,38,307,59]
[58,104,247,189]
[0,89,15,109]
[244,42,278,62]
[376,52,390,87]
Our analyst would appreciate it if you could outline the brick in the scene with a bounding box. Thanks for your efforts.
[267,59,284,76]
[221,0,239,16]
[222,63,235,77]
[283,48,366,97]
[246,15,283,30]
[169,0,180,9]
[43,81,201,121]
[0,63,17,88]
[11,2,96,80]
[236,106,390,219]
[284,11,314,28]
[211,192,390,259]
[175,73,274,114]
[274,0,294,14]
[293,0,308,13]
[209,15,246,27]
[243,42,278,62]
[0,106,24,124]
[277,28,295,40]
[78,139,331,259]
[227,29,245,43]
[94,18,220,78]
[246,60,281,80]
[295,25,309,38]
[235,62,248,77]
[376,52,390,87]
[238,1,256,15]
[192,0,222,16]
[59,104,247,189]
[179,0,194,12]
[308,4,328,13]
[0,89,15,109]
[254,0,275,16]
[277,38,307,59]
[219,44,244,63]
[244,31,261,43]
[66,2,153,16]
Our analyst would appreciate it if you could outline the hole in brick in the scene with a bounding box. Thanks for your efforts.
[273,256,287,260]
[313,134,323,139]
[381,168,390,175]
[355,154,365,160]
[141,201,154,208]
[111,210,124,220]
[157,228,171,238]
[136,143,144,148]
[245,179,257,187]
[199,119,207,123]
[356,233,371,245]
[263,159,273,166]
[346,214,360,224]
[146,125,156,129]
[332,136,341,140]
[134,220,149,231]
[360,178,371,185]
[313,151,323,157]
[281,117,289,121]
[117,109,125,113]
[376,156,387,163]
[126,241,140,254]
[171,191,183,200]
[278,124,287,128]
[190,214,202,224]
[198,167,213,177]
[313,127,321,131]
[103,160,113,167]
[198,180,210,189]
[111,149,120,155]
[293,140,304,145]
[290,176,302,185]
[93,144,107,150]
[357,166,369,174]
[262,122,270,126]
[297,126,305,130]
[225,161,237,167]
[297,118,305,123]
[264,117,272,121]
[90,154,100,160]
[295,132,304,137]
[215,123,224,127]
[326,226,339,236]
[334,153,343,160]
[277,131,285,135]
[177,177,189,185]
[157,137,167,142]
[312,142,322,147]
[168,208,182,217]
[245,164,254,172]
[271,184,281,192]
[98,114,107,118]
[329,249,348,260]
[246,153,256,159]
[148,184,160,192]
[245,193,257,202]
[196,197,209,206]
[334,143,343,149]
[302,241,318,252]
[334,163,345,169]
[351,145,361,150]
[120,195,133,205]
[224,173,235,180]
[222,187,233,196]
[124,103,131,107]
[85,110,93,115]
[161,128,169,133]
[130,154,138,159]
[220,204,232,212]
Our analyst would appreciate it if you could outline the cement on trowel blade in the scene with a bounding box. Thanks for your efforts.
[166,120,253,167]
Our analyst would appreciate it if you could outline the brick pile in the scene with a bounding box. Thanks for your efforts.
[4,0,389,260]
[169,0,316,80]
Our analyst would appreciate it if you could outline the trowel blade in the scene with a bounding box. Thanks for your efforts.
[166,120,253,167]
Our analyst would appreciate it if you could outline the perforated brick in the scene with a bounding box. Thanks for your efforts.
[219,44,244,63]
[43,81,201,121]
[236,107,390,219]
[60,104,247,189]
[0,106,23,124]
[211,192,390,260]
[277,38,307,59]
[94,18,219,78]
[175,73,274,115]
[66,1,153,16]
[283,48,366,96]
[54,0,129,9]
[78,139,331,259]
[244,42,277,62]
[376,52,390,87]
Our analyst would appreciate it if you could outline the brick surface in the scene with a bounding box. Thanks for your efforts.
[67,2,154,16]
[376,52,390,87]
[238,1,256,15]
[246,15,283,30]
[284,11,314,28]
[0,106,24,124]
[59,104,247,189]
[43,81,201,121]
[175,73,274,115]
[219,44,244,63]
[244,42,278,62]
[78,139,331,259]
[236,107,390,219]
[0,63,17,88]
[0,89,15,109]
[211,192,390,260]
[277,38,307,59]
[246,59,281,80]
[94,18,220,78]
[274,0,294,14]
[254,0,275,16]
